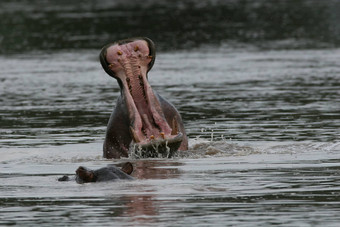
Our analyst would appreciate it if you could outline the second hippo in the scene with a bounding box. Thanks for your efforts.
[58,162,134,184]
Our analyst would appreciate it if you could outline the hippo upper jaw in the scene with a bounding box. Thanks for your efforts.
[100,38,184,157]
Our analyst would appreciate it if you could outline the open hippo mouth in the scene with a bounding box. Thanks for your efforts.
[100,37,183,157]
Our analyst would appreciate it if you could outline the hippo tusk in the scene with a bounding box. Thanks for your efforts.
[130,126,140,143]
[171,117,179,135]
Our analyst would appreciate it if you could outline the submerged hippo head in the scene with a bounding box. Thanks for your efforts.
[75,162,133,183]
[58,162,134,183]
[100,37,188,158]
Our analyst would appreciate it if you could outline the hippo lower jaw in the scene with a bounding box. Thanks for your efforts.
[129,112,184,158]
[102,38,184,157]
[131,132,183,158]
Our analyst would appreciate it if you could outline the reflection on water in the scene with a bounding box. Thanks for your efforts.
[0,144,339,226]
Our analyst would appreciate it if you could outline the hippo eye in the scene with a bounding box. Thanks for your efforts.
[117,50,122,55]
[134,46,139,51]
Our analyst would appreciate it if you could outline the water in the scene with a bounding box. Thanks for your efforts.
[1,143,340,226]
[1,0,340,226]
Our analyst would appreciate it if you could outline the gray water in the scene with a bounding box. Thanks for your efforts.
[1,46,340,226]
[1,0,340,226]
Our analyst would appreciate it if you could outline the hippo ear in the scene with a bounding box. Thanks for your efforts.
[142,37,156,72]
[99,43,117,78]
[120,162,133,175]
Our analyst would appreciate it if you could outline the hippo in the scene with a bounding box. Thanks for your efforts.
[58,162,134,183]
[99,37,188,159]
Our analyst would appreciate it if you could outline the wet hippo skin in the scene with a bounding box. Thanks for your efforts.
[58,162,134,183]
[99,37,188,159]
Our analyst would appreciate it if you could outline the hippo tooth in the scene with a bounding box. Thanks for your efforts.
[160,132,165,139]
[147,55,153,59]
[171,117,178,135]
[150,135,155,140]
[130,126,140,143]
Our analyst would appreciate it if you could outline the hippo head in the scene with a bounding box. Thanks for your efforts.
[99,37,183,158]
[75,162,134,183]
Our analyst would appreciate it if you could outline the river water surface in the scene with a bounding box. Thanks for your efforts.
[1,0,340,226]
[1,46,339,227]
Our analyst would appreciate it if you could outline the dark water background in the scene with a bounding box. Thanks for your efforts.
[1,0,340,54]
[1,0,340,226]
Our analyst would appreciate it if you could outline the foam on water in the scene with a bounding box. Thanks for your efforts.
[1,139,339,166]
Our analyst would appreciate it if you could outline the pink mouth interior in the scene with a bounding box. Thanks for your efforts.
[105,40,179,145]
